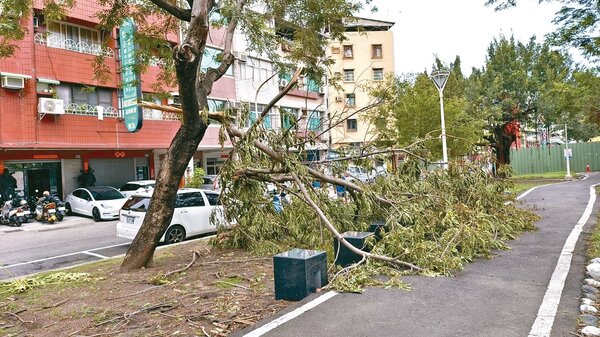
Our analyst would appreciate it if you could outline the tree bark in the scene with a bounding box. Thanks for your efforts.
[120,48,206,272]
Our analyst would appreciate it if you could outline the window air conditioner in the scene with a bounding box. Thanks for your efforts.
[1,76,25,89]
[233,51,248,62]
[335,96,343,102]
[38,98,65,115]
[278,79,289,88]
[318,87,325,95]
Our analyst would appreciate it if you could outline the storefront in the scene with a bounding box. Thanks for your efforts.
[0,150,154,199]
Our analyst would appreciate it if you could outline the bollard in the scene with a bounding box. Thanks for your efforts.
[273,248,328,301]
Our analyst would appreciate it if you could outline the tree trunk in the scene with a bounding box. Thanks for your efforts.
[492,125,516,168]
[120,49,206,272]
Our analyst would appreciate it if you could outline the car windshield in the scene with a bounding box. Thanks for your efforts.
[88,187,125,200]
[121,196,151,211]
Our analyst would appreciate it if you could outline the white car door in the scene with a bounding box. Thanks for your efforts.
[175,191,213,236]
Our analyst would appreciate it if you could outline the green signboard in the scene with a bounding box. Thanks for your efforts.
[119,18,143,132]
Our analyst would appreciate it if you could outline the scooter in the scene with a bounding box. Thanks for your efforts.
[0,199,22,227]
[50,194,66,221]
[35,198,58,224]
[11,195,30,224]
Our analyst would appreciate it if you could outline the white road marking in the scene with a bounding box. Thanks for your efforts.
[528,183,599,337]
[1,242,131,269]
[83,251,109,259]
[243,291,338,337]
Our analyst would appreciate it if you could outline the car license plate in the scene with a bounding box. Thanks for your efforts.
[58,207,66,211]
[23,210,30,215]
[126,216,134,224]
[17,212,24,217]
[48,209,56,213]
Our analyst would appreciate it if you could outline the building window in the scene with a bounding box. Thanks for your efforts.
[373,68,384,81]
[242,57,273,83]
[343,69,354,82]
[281,107,299,130]
[247,103,273,129]
[57,84,113,109]
[308,110,322,131]
[45,21,108,56]
[372,44,382,58]
[205,158,226,175]
[347,118,357,131]
[343,45,353,58]
[345,93,356,107]
[201,47,233,76]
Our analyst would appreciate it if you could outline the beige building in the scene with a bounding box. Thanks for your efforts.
[327,18,395,150]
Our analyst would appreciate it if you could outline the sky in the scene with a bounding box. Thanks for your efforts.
[359,0,565,75]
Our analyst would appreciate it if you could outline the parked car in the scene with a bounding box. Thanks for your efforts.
[201,175,219,190]
[368,166,387,181]
[65,186,128,221]
[119,180,156,198]
[346,165,370,183]
[116,188,224,244]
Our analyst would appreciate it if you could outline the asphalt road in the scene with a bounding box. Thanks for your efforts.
[235,174,600,337]
[0,217,130,280]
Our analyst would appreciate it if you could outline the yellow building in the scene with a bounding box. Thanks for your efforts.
[327,18,395,150]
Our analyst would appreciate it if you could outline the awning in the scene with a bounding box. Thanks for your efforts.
[0,72,32,79]
[37,78,60,85]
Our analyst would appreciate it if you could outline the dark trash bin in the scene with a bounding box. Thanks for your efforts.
[273,248,328,301]
[369,220,387,240]
[333,231,374,267]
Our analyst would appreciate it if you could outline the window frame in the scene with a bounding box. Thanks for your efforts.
[373,68,384,81]
[343,45,353,59]
[372,44,383,59]
[347,118,358,131]
[345,93,356,107]
[343,69,355,82]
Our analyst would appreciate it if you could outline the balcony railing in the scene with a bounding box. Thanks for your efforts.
[34,33,115,58]
[65,104,119,117]
[143,108,181,121]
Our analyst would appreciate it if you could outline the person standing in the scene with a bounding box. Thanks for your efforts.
[1,169,16,201]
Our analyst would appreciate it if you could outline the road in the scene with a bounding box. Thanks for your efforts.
[235,174,600,337]
[0,217,130,280]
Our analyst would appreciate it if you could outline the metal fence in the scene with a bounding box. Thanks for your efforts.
[509,142,600,175]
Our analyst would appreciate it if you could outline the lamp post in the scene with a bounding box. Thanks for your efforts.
[431,70,450,169]
[564,123,572,180]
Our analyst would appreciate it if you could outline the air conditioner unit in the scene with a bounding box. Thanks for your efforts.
[225,100,242,110]
[335,96,343,102]
[318,87,325,95]
[38,98,65,115]
[239,53,248,62]
[167,92,180,105]
[278,79,289,88]
[1,76,25,89]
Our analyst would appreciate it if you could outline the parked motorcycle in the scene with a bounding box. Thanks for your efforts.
[11,195,30,223]
[50,194,66,221]
[35,197,58,224]
[0,199,22,227]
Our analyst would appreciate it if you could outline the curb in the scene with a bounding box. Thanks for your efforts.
[579,259,600,336]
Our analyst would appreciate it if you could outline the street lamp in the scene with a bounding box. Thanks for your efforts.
[431,69,450,169]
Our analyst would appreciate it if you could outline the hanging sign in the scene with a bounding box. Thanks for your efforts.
[119,18,143,132]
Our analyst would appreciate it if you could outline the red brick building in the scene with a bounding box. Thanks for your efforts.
[0,1,235,199]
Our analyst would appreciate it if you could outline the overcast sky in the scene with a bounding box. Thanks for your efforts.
[359,0,564,75]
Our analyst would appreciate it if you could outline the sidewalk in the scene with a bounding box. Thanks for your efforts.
[0,215,95,233]
[235,173,600,337]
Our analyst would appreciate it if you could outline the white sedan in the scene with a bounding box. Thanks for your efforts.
[65,186,129,221]
[116,188,224,244]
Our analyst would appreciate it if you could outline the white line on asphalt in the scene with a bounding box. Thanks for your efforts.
[1,242,131,269]
[243,291,338,337]
[528,183,599,337]
[83,251,109,259]
[517,186,542,200]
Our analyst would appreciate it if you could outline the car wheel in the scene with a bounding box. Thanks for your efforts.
[165,225,186,244]
[92,207,101,222]
[65,203,72,215]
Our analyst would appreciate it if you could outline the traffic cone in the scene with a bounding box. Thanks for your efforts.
[586,163,591,172]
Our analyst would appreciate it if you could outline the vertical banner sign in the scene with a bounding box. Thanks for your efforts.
[119,18,143,132]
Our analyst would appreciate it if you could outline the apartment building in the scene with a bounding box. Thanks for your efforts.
[0,3,326,199]
[327,18,395,150]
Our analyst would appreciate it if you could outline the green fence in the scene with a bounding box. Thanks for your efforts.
[509,142,600,175]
